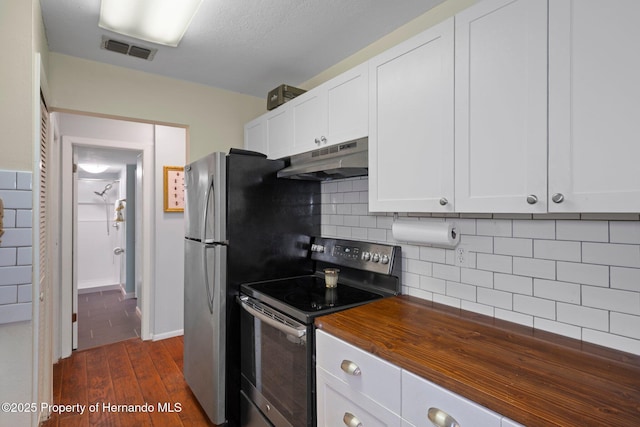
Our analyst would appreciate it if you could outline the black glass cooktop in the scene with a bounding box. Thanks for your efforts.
[241,275,384,324]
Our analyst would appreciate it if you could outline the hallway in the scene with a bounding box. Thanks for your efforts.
[43,337,214,426]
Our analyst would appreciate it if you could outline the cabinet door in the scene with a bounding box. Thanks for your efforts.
[455,0,547,213]
[244,116,266,154]
[317,368,402,427]
[326,62,368,144]
[266,106,293,160]
[369,18,454,212]
[291,89,327,155]
[549,0,640,212]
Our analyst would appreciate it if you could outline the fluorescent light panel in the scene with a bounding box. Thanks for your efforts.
[99,0,203,47]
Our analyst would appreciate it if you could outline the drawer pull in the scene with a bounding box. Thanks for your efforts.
[340,360,362,376]
[343,412,363,427]
[428,407,460,427]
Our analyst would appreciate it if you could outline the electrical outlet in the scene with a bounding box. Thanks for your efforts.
[454,246,467,267]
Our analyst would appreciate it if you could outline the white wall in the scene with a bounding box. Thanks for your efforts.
[322,178,640,356]
[153,125,186,339]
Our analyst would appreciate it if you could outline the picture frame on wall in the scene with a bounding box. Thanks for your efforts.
[163,166,185,212]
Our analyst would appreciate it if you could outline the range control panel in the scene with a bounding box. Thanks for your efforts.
[310,237,399,275]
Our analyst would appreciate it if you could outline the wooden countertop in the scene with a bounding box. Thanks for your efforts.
[314,295,640,426]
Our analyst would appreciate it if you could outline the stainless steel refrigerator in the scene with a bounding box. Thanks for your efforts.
[183,149,319,426]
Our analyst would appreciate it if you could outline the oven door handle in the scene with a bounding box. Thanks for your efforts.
[239,297,307,338]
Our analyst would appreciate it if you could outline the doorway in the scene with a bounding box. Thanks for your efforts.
[74,151,141,351]
[60,134,154,358]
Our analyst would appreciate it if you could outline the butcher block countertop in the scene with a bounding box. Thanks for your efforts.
[314,295,640,426]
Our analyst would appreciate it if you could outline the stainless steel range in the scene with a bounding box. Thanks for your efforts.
[238,237,401,427]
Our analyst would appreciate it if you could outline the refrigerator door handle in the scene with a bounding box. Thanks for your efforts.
[202,175,215,244]
[203,243,214,314]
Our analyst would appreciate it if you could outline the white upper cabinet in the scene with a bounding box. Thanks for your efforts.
[265,106,293,160]
[368,18,454,212]
[454,0,548,213]
[243,115,266,154]
[548,0,640,212]
[292,63,368,156]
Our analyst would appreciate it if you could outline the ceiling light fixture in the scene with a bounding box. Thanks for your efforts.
[99,0,204,47]
[79,163,109,174]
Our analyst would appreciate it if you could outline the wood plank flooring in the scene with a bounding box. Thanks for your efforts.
[43,336,215,427]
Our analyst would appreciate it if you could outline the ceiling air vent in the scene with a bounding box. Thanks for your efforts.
[101,36,157,61]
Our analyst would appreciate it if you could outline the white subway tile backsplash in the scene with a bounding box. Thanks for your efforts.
[476,219,512,237]
[0,248,17,267]
[478,288,512,310]
[0,266,31,286]
[610,267,640,292]
[2,209,16,228]
[582,329,640,355]
[610,221,640,244]
[557,303,608,331]
[513,220,555,239]
[0,228,32,247]
[534,279,580,304]
[16,210,32,228]
[0,286,17,304]
[433,263,460,282]
[16,172,32,190]
[534,318,582,340]
[513,295,556,320]
[461,267,493,288]
[321,177,640,354]
[0,190,32,209]
[582,286,640,315]
[556,220,609,242]
[0,303,31,323]
[17,284,31,303]
[534,240,581,262]
[494,273,532,295]
[556,261,609,287]
[494,237,532,258]
[582,242,640,268]
[476,253,512,274]
[513,257,556,280]
[0,171,17,189]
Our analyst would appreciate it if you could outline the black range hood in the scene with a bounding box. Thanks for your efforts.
[277,138,368,181]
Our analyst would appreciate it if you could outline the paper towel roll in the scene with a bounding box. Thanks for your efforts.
[392,221,459,248]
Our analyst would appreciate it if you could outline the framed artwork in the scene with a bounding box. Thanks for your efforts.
[163,166,185,212]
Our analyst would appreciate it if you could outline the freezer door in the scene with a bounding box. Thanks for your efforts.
[184,152,226,242]
[184,239,228,424]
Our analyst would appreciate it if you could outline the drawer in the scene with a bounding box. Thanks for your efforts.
[316,330,401,413]
[317,367,402,427]
[402,370,501,427]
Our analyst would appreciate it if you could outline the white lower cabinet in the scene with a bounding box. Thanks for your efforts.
[402,370,500,427]
[317,330,523,427]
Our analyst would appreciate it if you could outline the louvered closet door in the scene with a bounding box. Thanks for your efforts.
[38,94,53,421]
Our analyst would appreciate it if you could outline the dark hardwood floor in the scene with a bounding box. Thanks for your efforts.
[43,336,215,427]
[77,289,140,351]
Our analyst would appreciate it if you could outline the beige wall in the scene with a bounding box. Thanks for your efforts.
[300,0,477,90]
[48,54,265,162]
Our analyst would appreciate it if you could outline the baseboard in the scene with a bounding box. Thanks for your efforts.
[119,284,136,300]
[78,283,120,294]
[152,329,184,341]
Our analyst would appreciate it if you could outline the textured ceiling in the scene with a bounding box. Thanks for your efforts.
[40,0,445,98]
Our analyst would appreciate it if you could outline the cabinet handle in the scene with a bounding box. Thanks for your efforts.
[526,194,538,205]
[552,193,565,204]
[314,137,321,145]
[439,197,448,206]
[427,407,460,427]
[343,412,363,427]
[320,136,327,144]
[340,360,361,376]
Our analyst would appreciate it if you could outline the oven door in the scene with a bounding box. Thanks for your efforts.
[239,295,313,427]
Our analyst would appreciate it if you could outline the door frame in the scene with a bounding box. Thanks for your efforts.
[60,135,153,357]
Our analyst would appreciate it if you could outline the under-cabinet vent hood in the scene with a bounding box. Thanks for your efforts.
[277,138,368,181]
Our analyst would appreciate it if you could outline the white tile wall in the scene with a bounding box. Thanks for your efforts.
[321,177,640,355]
[0,170,32,324]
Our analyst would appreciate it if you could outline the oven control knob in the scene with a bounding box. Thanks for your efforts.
[380,255,389,264]
[362,252,371,261]
[372,253,380,263]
